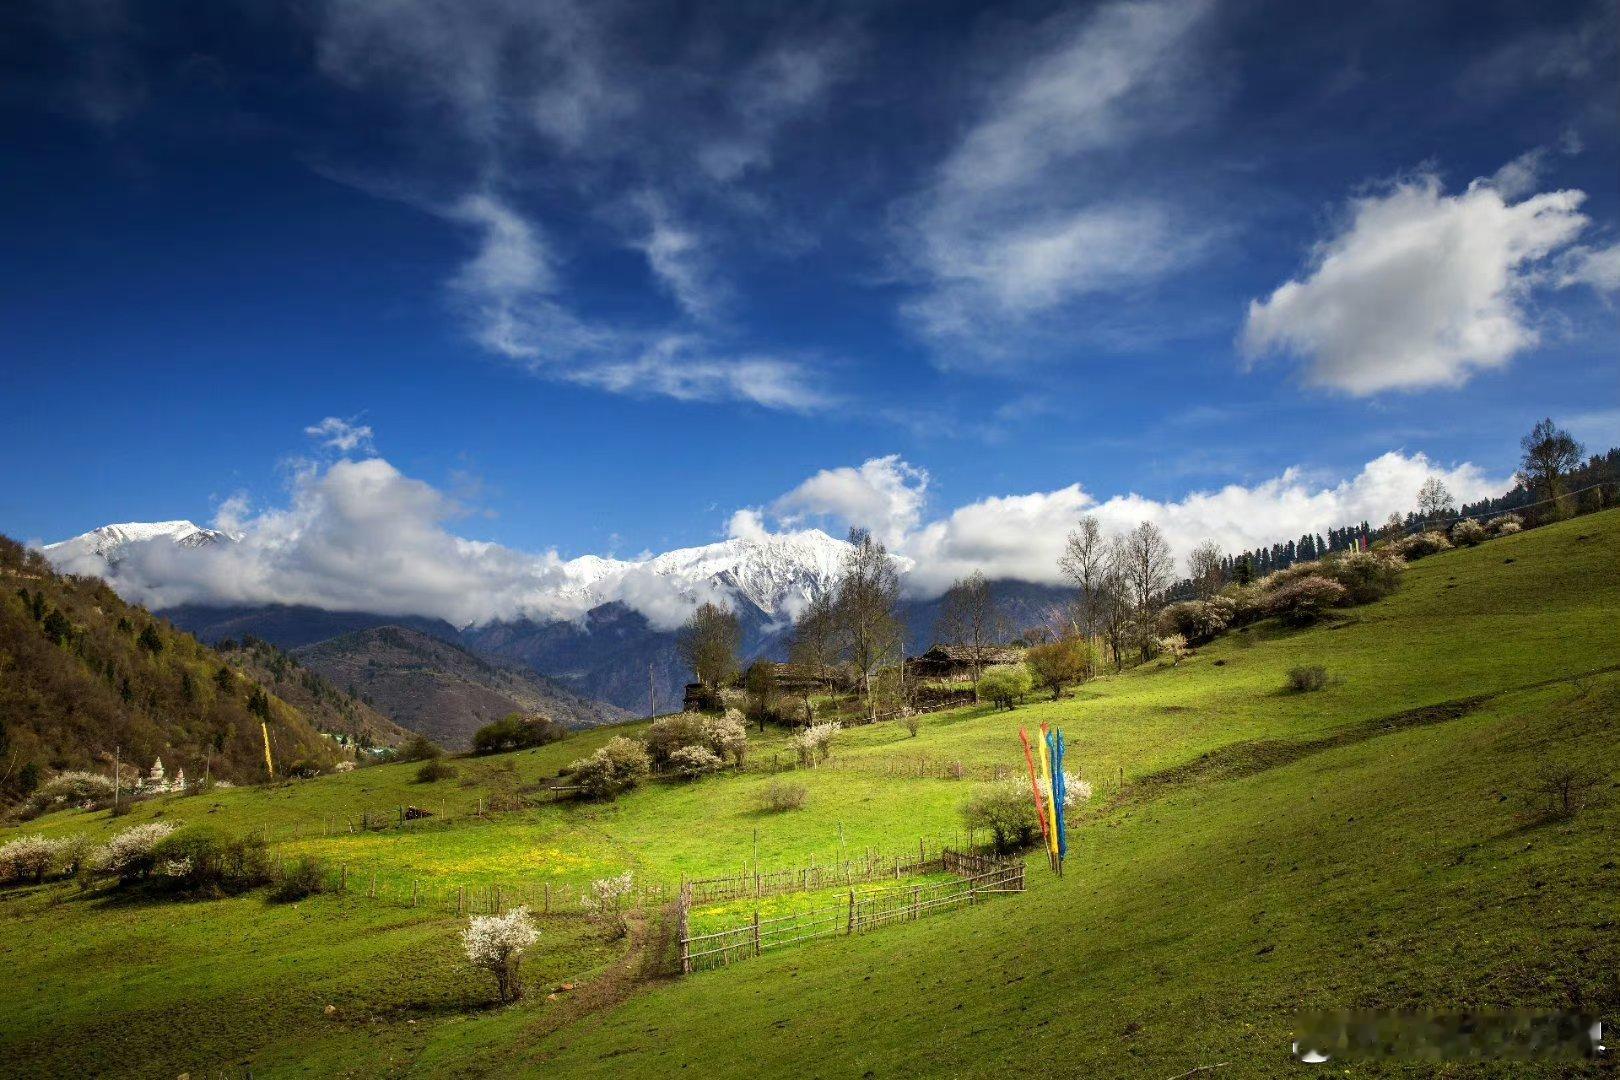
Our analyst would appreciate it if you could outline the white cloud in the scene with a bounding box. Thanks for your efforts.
[303,416,375,453]
[894,451,1506,595]
[1558,241,1620,293]
[1242,162,1592,394]
[900,0,1214,360]
[771,455,929,547]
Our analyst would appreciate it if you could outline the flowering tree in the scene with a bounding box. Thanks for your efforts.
[581,871,635,937]
[461,906,540,1003]
[668,745,723,779]
[0,836,60,884]
[93,822,176,883]
[791,722,841,767]
[705,711,749,766]
[961,774,1093,855]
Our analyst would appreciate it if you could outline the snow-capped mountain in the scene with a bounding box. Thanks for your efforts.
[556,529,857,619]
[44,520,234,565]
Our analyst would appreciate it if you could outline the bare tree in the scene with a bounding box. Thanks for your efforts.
[787,589,841,719]
[1094,568,1133,672]
[934,570,1005,693]
[1113,522,1174,662]
[834,528,903,721]
[1058,515,1107,642]
[1415,477,1455,523]
[1518,418,1585,516]
[1187,540,1224,600]
[676,602,741,690]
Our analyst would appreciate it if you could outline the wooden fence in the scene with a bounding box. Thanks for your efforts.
[283,862,669,917]
[678,851,1025,974]
[683,842,946,903]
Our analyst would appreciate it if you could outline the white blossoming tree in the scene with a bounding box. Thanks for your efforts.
[461,906,540,1003]
[791,721,841,767]
[581,871,635,937]
[93,822,176,883]
[0,836,61,885]
[668,744,723,779]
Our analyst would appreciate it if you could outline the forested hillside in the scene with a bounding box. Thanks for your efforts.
[0,536,343,799]
[216,637,411,750]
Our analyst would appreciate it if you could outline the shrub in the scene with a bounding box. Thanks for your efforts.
[149,826,271,895]
[1450,518,1488,547]
[961,773,1092,855]
[1265,575,1348,626]
[54,833,95,878]
[668,744,723,779]
[1286,665,1329,693]
[415,760,458,783]
[1521,761,1605,823]
[1392,531,1453,560]
[24,770,118,816]
[270,857,329,902]
[1024,637,1094,698]
[704,711,749,766]
[462,906,539,1003]
[904,712,922,737]
[0,836,60,885]
[1487,513,1523,536]
[92,822,177,883]
[790,722,841,767]
[1220,583,1266,628]
[644,713,711,765]
[1158,597,1235,645]
[394,735,443,764]
[1317,550,1405,604]
[978,665,1033,709]
[581,871,635,938]
[756,779,808,812]
[568,737,650,800]
[471,714,568,755]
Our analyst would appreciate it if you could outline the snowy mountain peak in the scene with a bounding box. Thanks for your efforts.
[44,520,233,563]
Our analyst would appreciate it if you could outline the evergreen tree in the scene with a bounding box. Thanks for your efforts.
[137,623,164,655]
[214,666,235,696]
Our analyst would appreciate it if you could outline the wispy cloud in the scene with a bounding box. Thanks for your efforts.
[898,0,1217,365]
[303,415,375,453]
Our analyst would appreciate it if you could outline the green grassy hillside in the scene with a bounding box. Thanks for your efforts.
[2,510,1616,1077]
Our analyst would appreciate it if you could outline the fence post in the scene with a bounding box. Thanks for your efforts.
[753,911,761,957]
[847,889,856,935]
[679,883,692,975]
[369,870,376,899]
[412,879,419,908]
[911,885,920,921]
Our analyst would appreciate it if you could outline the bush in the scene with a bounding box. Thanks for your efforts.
[1520,761,1605,822]
[1317,550,1405,604]
[1220,583,1266,628]
[93,822,177,882]
[270,857,329,902]
[756,779,808,812]
[668,744,724,779]
[789,722,840,767]
[644,713,711,765]
[471,714,568,755]
[978,665,1033,709]
[1487,513,1523,536]
[1024,637,1094,698]
[706,710,749,765]
[1392,531,1453,560]
[581,871,635,938]
[23,770,118,817]
[462,906,539,1003]
[394,735,443,764]
[148,826,271,895]
[0,836,60,885]
[1286,665,1329,693]
[415,759,459,783]
[961,773,1092,855]
[1265,575,1348,626]
[1158,597,1235,645]
[1450,518,1488,547]
[567,737,650,800]
[54,833,96,878]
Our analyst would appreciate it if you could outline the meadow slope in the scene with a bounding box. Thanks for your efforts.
[1,510,1616,1077]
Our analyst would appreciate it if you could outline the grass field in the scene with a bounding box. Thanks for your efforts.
[2,509,1616,1076]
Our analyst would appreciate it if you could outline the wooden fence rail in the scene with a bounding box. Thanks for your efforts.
[678,852,1026,974]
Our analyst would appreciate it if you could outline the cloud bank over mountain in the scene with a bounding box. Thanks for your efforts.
[44,445,1505,631]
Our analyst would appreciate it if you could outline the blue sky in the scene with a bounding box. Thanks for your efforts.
[2,0,1617,578]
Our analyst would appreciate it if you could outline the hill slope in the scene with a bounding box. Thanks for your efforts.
[293,625,634,749]
[0,536,343,794]
[215,636,412,750]
[2,510,1616,1076]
